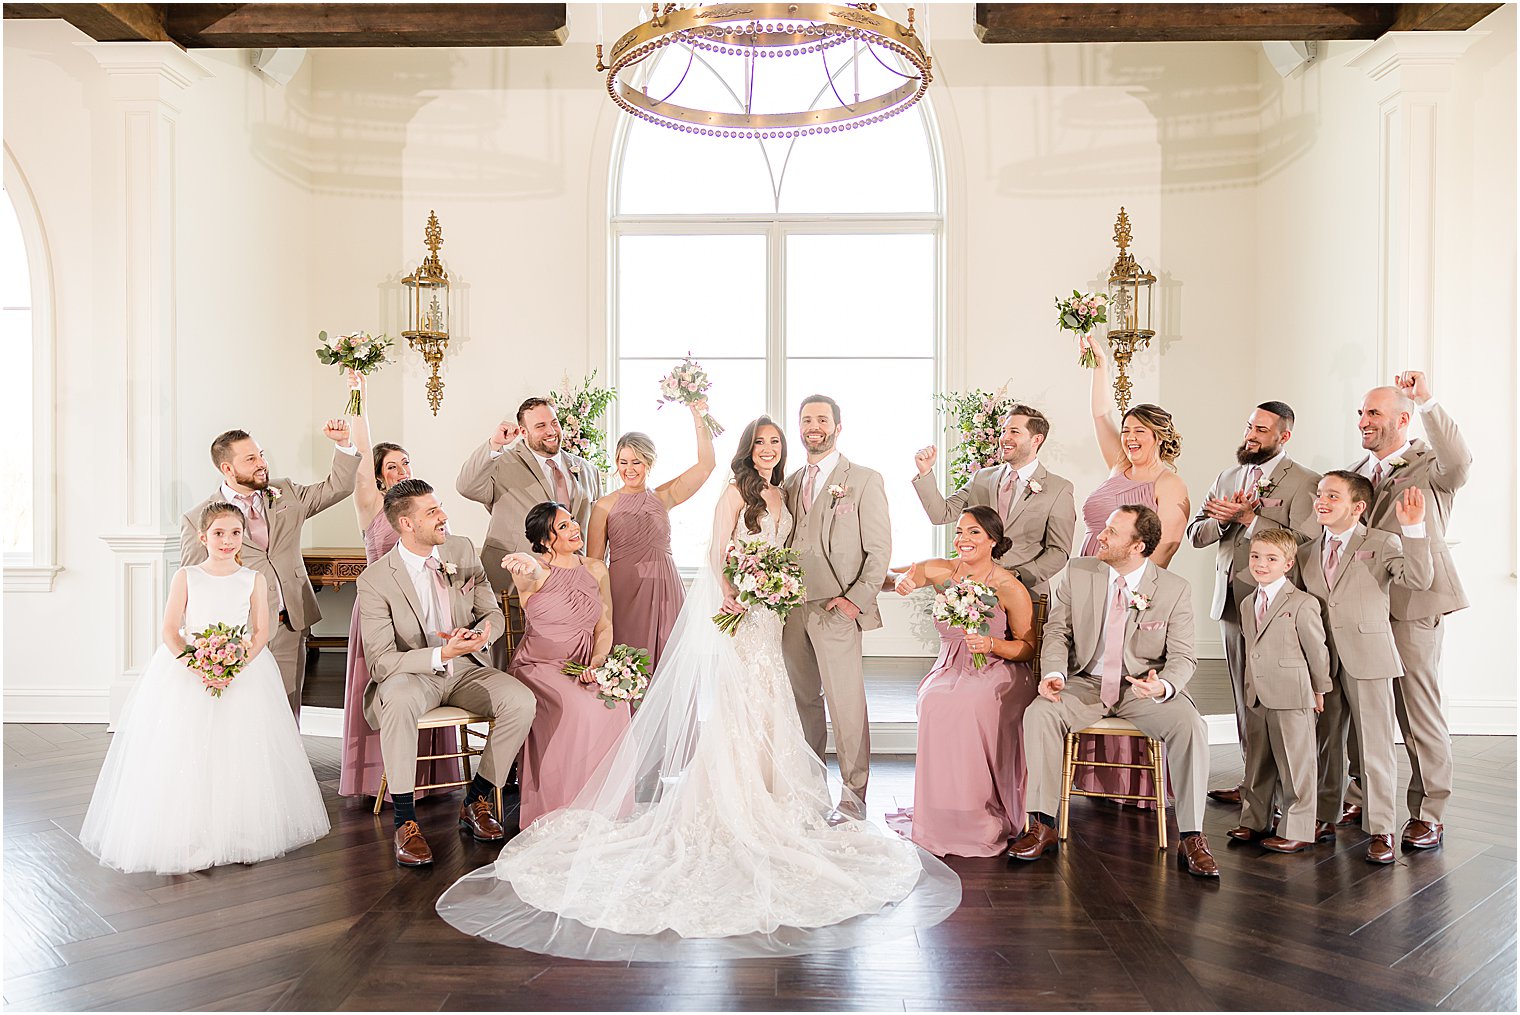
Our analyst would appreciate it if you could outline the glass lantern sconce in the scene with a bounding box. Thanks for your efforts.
[402,210,450,416]
[1105,207,1155,414]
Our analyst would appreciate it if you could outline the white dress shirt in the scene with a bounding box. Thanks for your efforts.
[1254,575,1289,609]
[1003,458,1042,504]
[1045,559,1177,703]
[396,541,448,673]
[803,449,842,507]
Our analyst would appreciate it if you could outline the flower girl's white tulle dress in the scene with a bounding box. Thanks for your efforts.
[81,565,329,874]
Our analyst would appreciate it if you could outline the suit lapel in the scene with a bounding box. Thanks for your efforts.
[1329,528,1366,593]
[387,551,429,632]
[1124,564,1157,638]
[1083,565,1108,662]
[1003,463,1039,526]
[1248,586,1291,645]
[514,443,557,503]
[818,456,850,550]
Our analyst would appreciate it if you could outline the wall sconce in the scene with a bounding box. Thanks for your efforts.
[1106,207,1155,414]
[402,210,450,416]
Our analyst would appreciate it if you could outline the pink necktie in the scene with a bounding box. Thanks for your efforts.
[1244,466,1262,496]
[546,459,571,505]
[239,494,269,551]
[1255,588,1269,628]
[998,471,1016,518]
[802,463,819,513]
[1370,462,1384,486]
[1323,538,1341,588]
[1099,581,1128,708]
[424,557,455,670]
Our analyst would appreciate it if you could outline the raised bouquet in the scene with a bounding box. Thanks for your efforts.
[931,578,999,668]
[932,388,1018,492]
[177,622,252,697]
[712,539,805,636]
[657,355,724,437]
[562,643,652,709]
[315,330,395,414]
[550,370,617,471]
[1054,290,1108,368]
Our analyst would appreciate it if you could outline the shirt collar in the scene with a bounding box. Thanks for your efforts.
[1370,441,1412,470]
[397,540,438,576]
[1257,576,1289,602]
[221,481,256,506]
[1107,559,1149,591]
[1256,450,1287,478]
[1324,525,1356,547]
[1011,459,1040,484]
[808,449,841,482]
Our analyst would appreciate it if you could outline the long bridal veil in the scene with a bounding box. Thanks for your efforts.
[435,524,961,961]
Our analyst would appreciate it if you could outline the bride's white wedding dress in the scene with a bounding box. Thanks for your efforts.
[435,499,960,960]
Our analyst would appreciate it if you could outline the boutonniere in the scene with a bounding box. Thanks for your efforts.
[264,487,283,507]
[1027,479,1044,495]
[1255,475,1275,496]
[1386,457,1408,473]
[1128,591,1152,612]
[828,483,847,501]
[568,463,582,478]
[441,561,459,585]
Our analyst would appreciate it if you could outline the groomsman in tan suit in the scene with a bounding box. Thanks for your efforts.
[1185,400,1321,803]
[1009,504,1219,877]
[782,395,891,818]
[1341,371,1469,851]
[456,396,602,598]
[358,479,537,867]
[1297,471,1431,864]
[181,421,360,719]
[911,404,1076,590]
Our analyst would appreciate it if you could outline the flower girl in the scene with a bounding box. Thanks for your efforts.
[81,502,329,874]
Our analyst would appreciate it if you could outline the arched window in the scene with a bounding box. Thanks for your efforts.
[609,64,943,569]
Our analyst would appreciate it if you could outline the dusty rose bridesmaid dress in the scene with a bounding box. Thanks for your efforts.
[605,490,685,671]
[511,564,630,826]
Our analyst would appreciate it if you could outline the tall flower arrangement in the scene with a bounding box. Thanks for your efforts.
[931,388,1018,492]
[550,370,617,471]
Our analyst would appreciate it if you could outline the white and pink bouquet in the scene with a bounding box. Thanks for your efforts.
[713,539,805,636]
[657,355,724,436]
[315,329,395,415]
[563,643,652,709]
[177,622,252,697]
[1054,290,1108,368]
[550,370,617,471]
[931,578,1000,668]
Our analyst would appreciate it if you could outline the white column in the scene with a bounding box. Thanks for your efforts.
[1349,31,1482,383]
[84,42,210,720]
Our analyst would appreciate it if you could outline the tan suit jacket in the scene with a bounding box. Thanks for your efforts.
[180,446,360,631]
[1040,556,1197,694]
[1236,584,1331,709]
[356,534,504,729]
[456,440,601,556]
[783,454,891,631]
[1187,456,1322,620]
[1295,525,1432,680]
[911,462,1076,585]
[1354,403,1470,621]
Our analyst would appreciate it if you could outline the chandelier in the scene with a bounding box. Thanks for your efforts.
[597,3,932,140]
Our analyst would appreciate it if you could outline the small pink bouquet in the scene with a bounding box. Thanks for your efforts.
[931,578,999,668]
[713,539,805,636]
[657,355,724,436]
[315,329,395,414]
[177,622,251,697]
[563,644,652,709]
[1054,290,1108,368]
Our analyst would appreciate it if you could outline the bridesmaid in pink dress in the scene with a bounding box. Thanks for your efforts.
[337,375,458,800]
[886,507,1039,857]
[1075,342,1190,801]
[586,400,715,671]
[500,503,628,826]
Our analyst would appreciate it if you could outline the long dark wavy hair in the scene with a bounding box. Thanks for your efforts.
[731,415,787,533]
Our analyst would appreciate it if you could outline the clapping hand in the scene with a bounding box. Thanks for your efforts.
[1202,490,1256,525]
[323,418,352,445]
[1038,675,1065,702]
[913,445,937,476]
[501,552,541,576]
[491,420,525,449]
[1395,370,1432,405]
[1394,485,1426,526]
[1126,669,1167,700]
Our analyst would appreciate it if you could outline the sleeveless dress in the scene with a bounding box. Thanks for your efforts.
[81,566,329,874]
[886,605,1039,857]
[510,564,631,826]
[1079,472,1160,556]
[606,490,685,671]
[338,511,459,799]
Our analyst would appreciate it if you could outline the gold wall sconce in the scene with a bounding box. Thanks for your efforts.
[402,210,450,416]
[1106,207,1155,414]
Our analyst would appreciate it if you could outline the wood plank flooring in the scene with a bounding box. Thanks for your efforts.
[4,724,1514,1011]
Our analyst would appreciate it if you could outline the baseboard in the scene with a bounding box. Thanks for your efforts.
[1205,713,1239,747]
[1195,635,1226,660]
[1448,701,1517,736]
[299,705,344,738]
[3,689,108,723]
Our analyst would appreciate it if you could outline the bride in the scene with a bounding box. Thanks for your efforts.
[436,415,960,960]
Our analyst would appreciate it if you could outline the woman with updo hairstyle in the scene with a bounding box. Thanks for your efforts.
[585,398,716,672]
[884,506,1039,857]
[499,501,625,825]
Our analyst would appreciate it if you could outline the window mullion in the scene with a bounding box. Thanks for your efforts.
[768,220,787,421]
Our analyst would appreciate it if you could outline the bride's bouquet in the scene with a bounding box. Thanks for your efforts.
[657,355,724,436]
[931,578,999,668]
[177,622,252,697]
[713,539,805,636]
[563,644,653,709]
[315,330,395,415]
[1054,290,1108,368]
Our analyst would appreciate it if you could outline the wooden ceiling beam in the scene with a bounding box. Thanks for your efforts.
[973,3,1498,43]
[165,3,567,48]
[1388,3,1503,31]
[37,3,173,43]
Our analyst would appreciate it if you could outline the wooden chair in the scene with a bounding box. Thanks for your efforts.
[373,706,501,818]
[500,587,526,659]
[1059,719,1169,850]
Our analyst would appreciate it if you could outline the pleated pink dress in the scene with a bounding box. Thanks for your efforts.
[338,511,460,799]
[887,607,1038,857]
[511,564,631,826]
[605,491,685,671]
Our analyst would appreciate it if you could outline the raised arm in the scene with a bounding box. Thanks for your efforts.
[910,445,971,525]
[288,421,362,519]
[348,373,385,530]
[659,400,718,509]
[1399,371,1472,493]
[457,422,521,506]
[1089,343,1125,471]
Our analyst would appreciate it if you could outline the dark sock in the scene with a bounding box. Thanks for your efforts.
[1180,830,1200,840]
[392,791,416,828]
[464,774,494,805]
[1031,812,1056,829]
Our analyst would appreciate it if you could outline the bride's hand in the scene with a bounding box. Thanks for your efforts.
[720,591,747,615]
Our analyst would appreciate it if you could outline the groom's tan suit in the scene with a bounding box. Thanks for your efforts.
[782,454,891,802]
[357,534,535,796]
[912,461,1076,588]
[181,445,360,717]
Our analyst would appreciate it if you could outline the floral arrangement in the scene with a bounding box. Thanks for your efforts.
[657,355,724,436]
[550,370,617,471]
[563,643,652,709]
[1128,591,1152,613]
[931,388,1018,492]
[712,539,806,636]
[315,330,394,415]
[931,578,999,668]
[1055,291,1108,368]
[177,622,252,697]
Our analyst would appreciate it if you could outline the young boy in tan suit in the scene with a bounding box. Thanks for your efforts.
[1226,528,1330,853]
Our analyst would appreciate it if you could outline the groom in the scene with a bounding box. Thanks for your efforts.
[782,395,892,819]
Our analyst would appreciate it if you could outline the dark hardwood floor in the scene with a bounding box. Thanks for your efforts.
[4,724,1514,1011]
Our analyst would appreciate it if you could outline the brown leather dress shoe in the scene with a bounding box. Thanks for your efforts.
[1314,820,1337,842]
[1207,786,1244,805]
[394,820,433,867]
[1177,834,1221,877]
[1338,803,1362,826]
[459,798,505,842]
[1366,834,1396,864]
[1226,825,1272,843]
[1401,819,1444,850]
[1261,835,1314,854]
[1007,821,1058,861]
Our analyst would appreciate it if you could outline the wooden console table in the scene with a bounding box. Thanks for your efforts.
[303,547,367,653]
